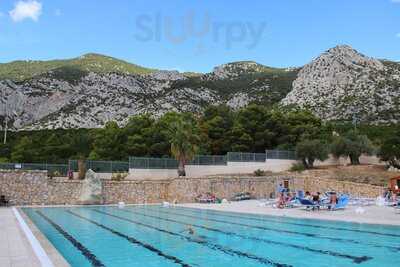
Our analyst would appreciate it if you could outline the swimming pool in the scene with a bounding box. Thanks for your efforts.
[22,205,400,267]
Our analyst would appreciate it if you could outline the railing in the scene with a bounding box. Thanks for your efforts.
[227,152,266,162]
[265,150,297,160]
[0,163,69,176]
[68,160,129,173]
[188,155,227,165]
[0,150,297,174]
[129,155,228,169]
[129,157,179,169]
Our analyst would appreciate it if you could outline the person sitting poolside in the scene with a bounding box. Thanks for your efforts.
[312,192,320,203]
[328,192,338,210]
[311,192,322,209]
[277,192,286,209]
[304,191,312,201]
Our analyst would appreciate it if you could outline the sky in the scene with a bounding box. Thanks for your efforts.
[0,0,399,72]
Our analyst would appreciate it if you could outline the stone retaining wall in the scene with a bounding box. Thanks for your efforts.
[0,171,384,205]
[0,170,49,205]
[48,180,83,205]
[300,177,383,198]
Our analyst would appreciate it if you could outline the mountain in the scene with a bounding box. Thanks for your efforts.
[282,45,400,123]
[0,53,154,82]
[0,57,297,130]
[1,45,399,130]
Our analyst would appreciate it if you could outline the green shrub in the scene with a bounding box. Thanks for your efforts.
[254,169,266,176]
[290,163,306,172]
[111,172,128,181]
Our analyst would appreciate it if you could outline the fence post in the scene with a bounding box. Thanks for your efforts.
[110,161,113,173]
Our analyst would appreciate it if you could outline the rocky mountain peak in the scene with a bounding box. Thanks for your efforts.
[211,61,281,79]
[282,45,399,123]
[1,45,399,130]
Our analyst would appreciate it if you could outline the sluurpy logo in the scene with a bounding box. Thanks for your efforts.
[134,11,267,50]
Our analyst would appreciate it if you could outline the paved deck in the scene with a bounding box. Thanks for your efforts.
[179,200,400,226]
[0,208,41,267]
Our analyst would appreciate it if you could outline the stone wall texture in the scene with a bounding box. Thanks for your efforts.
[0,170,384,205]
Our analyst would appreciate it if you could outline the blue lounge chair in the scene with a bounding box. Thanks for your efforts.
[299,198,319,211]
[329,195,349,211]
[296,190,305,199]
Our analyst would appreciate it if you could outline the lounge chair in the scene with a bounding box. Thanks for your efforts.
[195,193,216,204]
[232,192,252,201]
[296,190,305,199]
[328,195,349,211]
[299,198,320,211]
[0,195,9,207]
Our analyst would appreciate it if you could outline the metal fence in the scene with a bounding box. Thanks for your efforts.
[227,152,266,162]
[129,157,179,169]
[0,150,296,174]
[0,163,69,176]
[68,160,129,173]
[188,155,227,165]
[129,155,228,169]
[265,150,297,160]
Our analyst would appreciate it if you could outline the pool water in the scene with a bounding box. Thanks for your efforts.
[22,205,400,267]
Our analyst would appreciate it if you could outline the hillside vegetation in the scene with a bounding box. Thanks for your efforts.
[0,53,155,81]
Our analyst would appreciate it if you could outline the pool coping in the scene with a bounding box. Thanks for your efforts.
[177,202,400,227]
[18,207,71,267]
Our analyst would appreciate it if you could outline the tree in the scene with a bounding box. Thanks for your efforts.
[11,136,36,162]
[124,115,156,156]
[378,133,400,169]
[168,117,200,177]
[90,121,127,160]
[296,139,329,169]
[331,130,374,165]
[200,105,234,154]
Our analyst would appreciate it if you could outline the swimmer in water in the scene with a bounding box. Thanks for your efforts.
[187,225,195,235]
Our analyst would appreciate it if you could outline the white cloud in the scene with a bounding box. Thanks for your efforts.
[397,33,400,38]
[9,0,42,22]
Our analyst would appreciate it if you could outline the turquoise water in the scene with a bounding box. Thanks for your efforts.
[22,205,400,267]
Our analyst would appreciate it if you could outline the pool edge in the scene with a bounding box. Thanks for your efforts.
[176,203,400,227]
[17,207,71,267]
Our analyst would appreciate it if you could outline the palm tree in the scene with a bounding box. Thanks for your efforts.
[168,118,199,177]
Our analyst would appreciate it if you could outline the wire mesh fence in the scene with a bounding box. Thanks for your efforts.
[129,157,179,169]
[0,163,69,176]
[188,155,227,165]
[227,152,266,162]
[68,160,129,173]
[129,155,228,169]
[0,150,296,174]
[265,150,297,160]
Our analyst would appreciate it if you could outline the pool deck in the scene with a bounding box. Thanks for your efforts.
[0,207,70,267]
[178,200,400,226]
[0,208,41,267]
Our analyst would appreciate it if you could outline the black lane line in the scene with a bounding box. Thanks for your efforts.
[36,211,105,267]
[65,210,192,267]
[89,209,292,267]
[114,207,371,264]
[146,206,400,252]
[172,206,400,238]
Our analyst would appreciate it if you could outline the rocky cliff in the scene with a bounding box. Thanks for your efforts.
[1,45,399,130]
[282,45,400,123]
